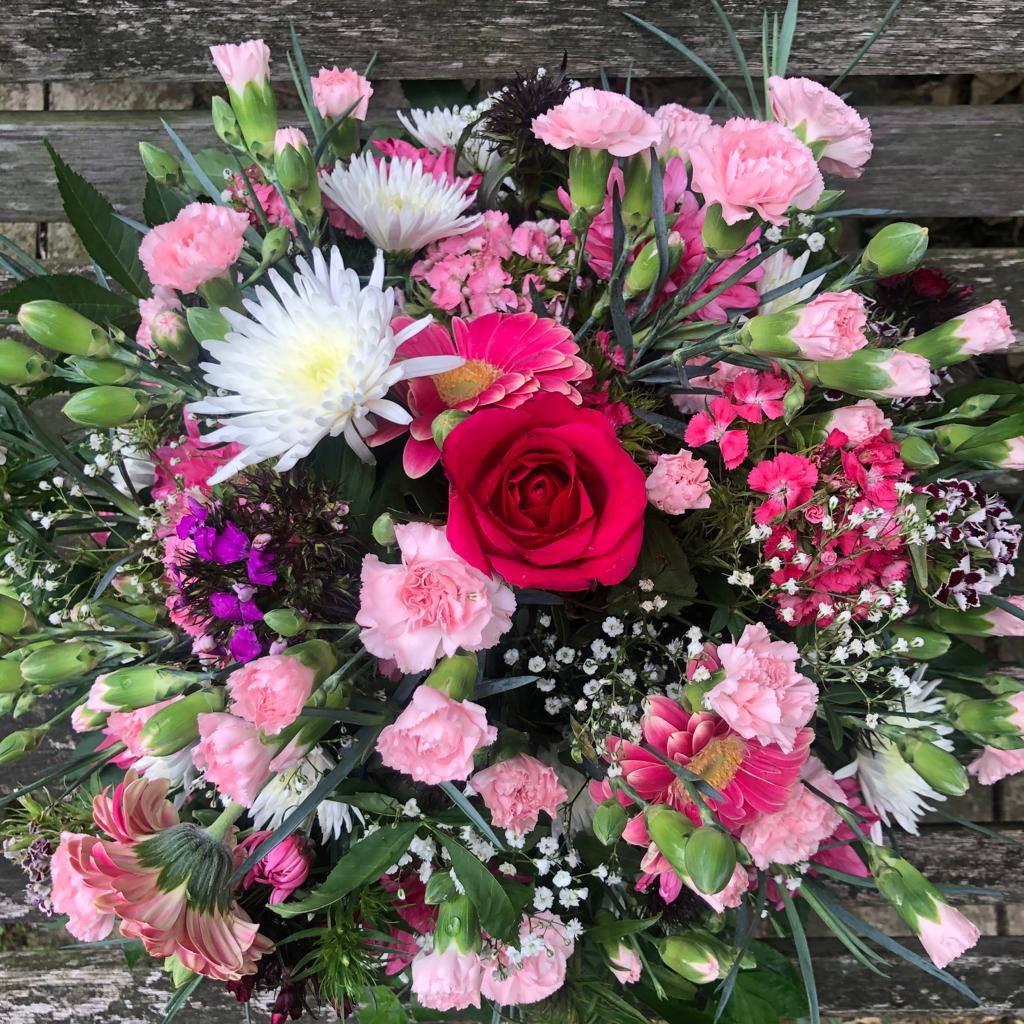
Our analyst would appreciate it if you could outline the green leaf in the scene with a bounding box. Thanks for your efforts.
[143,178,190,227]
[0,274,139,331]
[436,832,518,943]
[273,820,421,918]
[612,514,696,613]
[400,79,475,111]
[45,142,149,298]
[177,146,236,200]
[721,941,809,1024]
[161,974,202,1024]
[438,780,506,852]
[779,887,819,1024]
[587,913,661,944]
[357,987,408,1024]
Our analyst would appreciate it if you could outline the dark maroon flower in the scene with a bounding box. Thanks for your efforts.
[271,986,303,1024]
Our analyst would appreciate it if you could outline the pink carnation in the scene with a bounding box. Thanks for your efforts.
[226,654,315,735]
[748,452,819,525]
[917,902,981,970]
[470,754,568,834]
[310,66,373,120]
[239,831,312,905]
[480,913,574,1005]
[768,76,873,179]
[646,448,712,515]
[609,943,643,984]
[357,522,516,674]
[532,87,662,157]
[876,350,933,398]
[50,832,116,941]
[687,862,750,913]
[137,286,181,349]
[790,290,869,360]
[689,117,824,225]
[139,203,249,294]
[987,596,1024,636]
[192,713,275,806]
[273,126,308,155]
[105,697,180,758]
[654,104,715,161]
[709,622,818,753]
[739,757,843,868]
[969,744,1024,785]
[376,685,496,785]
[957,299,1015,355]
[210,40,271,90]
[827,400,893,446]
[412,948,484,1011]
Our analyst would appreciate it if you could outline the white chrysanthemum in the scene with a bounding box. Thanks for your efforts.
[189,246,460,483]
[319,153,480,254]
[757,249,822,315]
[397,102,500,173]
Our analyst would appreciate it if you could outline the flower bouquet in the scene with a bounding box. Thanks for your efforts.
[1,3,1022,1022]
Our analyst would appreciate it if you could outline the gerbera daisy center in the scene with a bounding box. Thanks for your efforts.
[433,358,502,405]
[686,734,746,791]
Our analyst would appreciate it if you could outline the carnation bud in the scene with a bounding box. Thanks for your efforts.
[0,339,52,385]
[67,357,138,386]
[17,301,114,358]
[260,226,291,267]
[186,306,231,343]
[900,300,1015,369]
[783,380,805,422]
[424,653,478,702]
[593,798,628,846]
[138,142,182,186]
[13,690,37,718]
[899,435,940,469]
[20,641,106,684]
[274,130,314,196]
[624,233,683,297]
[431,409,470,449]
[860,223,929,277]
[0,658,23,694]
[263,608,308,637]
[620,151,653,230]
[433,893,481,954]
[947,695,1024,741]
[659,935,723,984]
[888,624,951,661]
[808,348,932,400]
[225,79,278,160]
[683,826,738,895]
[150,310,199,365]
[934,422,1024,471]
[701,203,758,260]
[63,386,151,428]
[897,737,968,797]
[644,803,695,878]
[371,512,397,547]
[568,146,614,220]
[284,638,338,685]
[0,726,46,765]
[90,665,200,711]
[211,95,243,148]
[137,688,226,756]
[0,594,36,636]
[91,599,162,628]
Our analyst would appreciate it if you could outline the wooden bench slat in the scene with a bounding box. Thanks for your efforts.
[1,106,1023,223]
[3,1,1024,81]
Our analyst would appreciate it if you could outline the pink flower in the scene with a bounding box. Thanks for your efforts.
[987,596,1024,636]
[139,203,249,294]
[357,522,516,674]
[687,862,750,913]
[684,397,749,470]
[50,832,116,941]
[226,654,314,736]
[370,311,590,478]
[709,623,818,753]
[654,104,715,160]
[827,400,892,446]
[239,832,312,904]
[480,913,574,1005]
[672,358,745,412]
[969,744,1024,785]
[210,40,271,90]
[739,758,844,868]
[957,299,1015,355]
[470,754,568,834]
[724,370,789,423]
[373,138,473,189]
[608,943,642,984]
[876,350,934,398]
[376,685,496,785]
[273,126,308,155]
[310,66,373,120]
[689,117,824,225]
[747,453,819,525]
[192,713,276,807]
[105,698,180,758]
[137,286,181,349]
[91,773,179,843]
[916,902,981,969]
[532,87,661,157]
[768,76,873,179]
[151,412,242,513]
[789,290,869,360]
[646,448,712,515]
[412,948,484,1011]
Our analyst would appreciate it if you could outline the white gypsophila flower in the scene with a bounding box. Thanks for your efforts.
[189,246,461,482]
[319,153,481,253]
[396,103,500,173]
[756,248,823,316]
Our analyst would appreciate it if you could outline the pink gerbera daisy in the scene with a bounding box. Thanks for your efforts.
[370,311,591,477]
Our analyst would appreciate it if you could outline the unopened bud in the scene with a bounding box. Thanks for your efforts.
[17,301,114,357]
[683,826,737,895]
[0,658,23,693]
[274,128,313,195]
[424,654,478,702]
[0,595,35,636]
[137,687,225,755]
[898,737,968,797]
[150,310,199,365]
[90,665,200,711]
[371,512,397,547]
[432,409,470,449]
[20,641,106,684]
[701,203,757,260]
[212,95,243,148]
[593,798,628,846]
[860,223,929,277]
[63,386,151,428]
[659,935,723,984]
[0,726,46,765]
[644,803,695,879]
[624,233,683,297]
[263,608,308,637]
[0,339,52,384]
[67,357,137,386]
[783,380,805,422]
[260,226,291,266]
[138,142,182,186]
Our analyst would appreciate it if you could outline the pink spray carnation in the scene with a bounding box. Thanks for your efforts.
[684,397,749,470]
[877,350,934,398]
[192,713,276,807]
[654,104,715,161]
[50,832,117,941]
[480,913,574,1005]
[768,76,873,179]
[531,87,662,157]
[916,902,981,970]
[470,754,568,834]
[790,290,869,360]
[748,452,819,525]
[376,685,496,785]
[137,286,181,349]
[273,126,308,155]
[689,117,824,225]
[357,522,516,675]
[210,40,271,90]
[609,944,643,984]
[827,400,893,446]
[957,299,1015,355]
[708,622,818,753]
[226,654,315,735]
[646,448,712,515]
[310,66,373,120]
[239,831,312,904]
[412,948,485,1011]
[139,202,249,294]
[969,744,1024,785]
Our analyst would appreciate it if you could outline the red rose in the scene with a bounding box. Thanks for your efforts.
[442,394,646,591]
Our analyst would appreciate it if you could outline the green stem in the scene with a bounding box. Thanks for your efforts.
[206,801,246,841]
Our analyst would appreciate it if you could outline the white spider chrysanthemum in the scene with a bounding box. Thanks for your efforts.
[397,102,500,173]
[189,246,461,483]
[319,153,480,254]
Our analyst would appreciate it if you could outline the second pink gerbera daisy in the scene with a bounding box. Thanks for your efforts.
[371,311,591,477]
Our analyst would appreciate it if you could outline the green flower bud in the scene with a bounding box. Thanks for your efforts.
[0,595,35,636]
[593,798,628,846]
[624,233,684,297]
[644,803,695,879]
[186,306,231,343]
[263,608,308,637]
[953,394,1003,419]
[260,226,291,267]
[137,688,225,756]
[0,338,53,384]
[899,435,940,469]
[947,696,1023,741]
[67,356,138,386]
[63,386,151,428]
[701,203,758,260]
[432,409,470,449]
[659,935,723,984]
[568,146,614,219]
[20,641,106,684]
[934,422,1022,470]
[0,658,24,694]
[91,599,163,627]
[17,301,114,357]
[433,894,481,954]
[0,726,46,765]
[683,826,737,895]
[860,223,929,277]
[783,380,805,422]
[275,143,313,195]
[898,737,968,797]
[889,624,951,661]
[150,310,199,365]
[371,512,397,547]
[211,96,243,148]
[424,653,478,702]
[228,79,278,159]
[0,692,15,715]
[138,142,182,186]
[284,638,339,685]
[12,690,37,718]
[620,151,653,230]
[90,665,200,711]
[808,347,932,401]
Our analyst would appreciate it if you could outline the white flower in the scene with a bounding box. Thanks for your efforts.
[189,247,461,482]
[397,104,499,173]
[533,886,554,911]
[319,153,480,253]
[757,248,822,315]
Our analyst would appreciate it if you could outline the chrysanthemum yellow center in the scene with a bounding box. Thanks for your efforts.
[685,735,745,791]
[279,326,357,400]
[433,359,501,405]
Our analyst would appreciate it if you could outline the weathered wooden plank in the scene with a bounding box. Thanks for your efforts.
[2,105,1023,223]
[930,248,1024,332]
[3,0,1024,81]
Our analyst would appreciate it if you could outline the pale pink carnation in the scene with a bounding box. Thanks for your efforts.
[646,448,712,515]
[532,87,662,157]
[1002,437,1024,471]
[828,399,892,446]
[357,522,516,674]
[310,66,373,120]
[50,832,116,941]
[877,350,933,398]
[376,685,496,785]
[412,948,484,1011]
[917,902,981,969]
[608,943,642,985]
[790,290,868,360]
[957,299,1015,355]
[139,203,249,294]
[654,104,715,161]
[273,126,308,155]
[689,117,824,225]
[210,40,271,90]
[480,913,574,1005]
[740,757,844,868]
[137,286,181,349]
[192,712,275,807]
[106,697,180,758]
[470,754,568,834]
[969,744,1024,785]
[708,622,818,753]
[987,595,1024,636]
[226,654,315,735]
[768,76,873,179]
